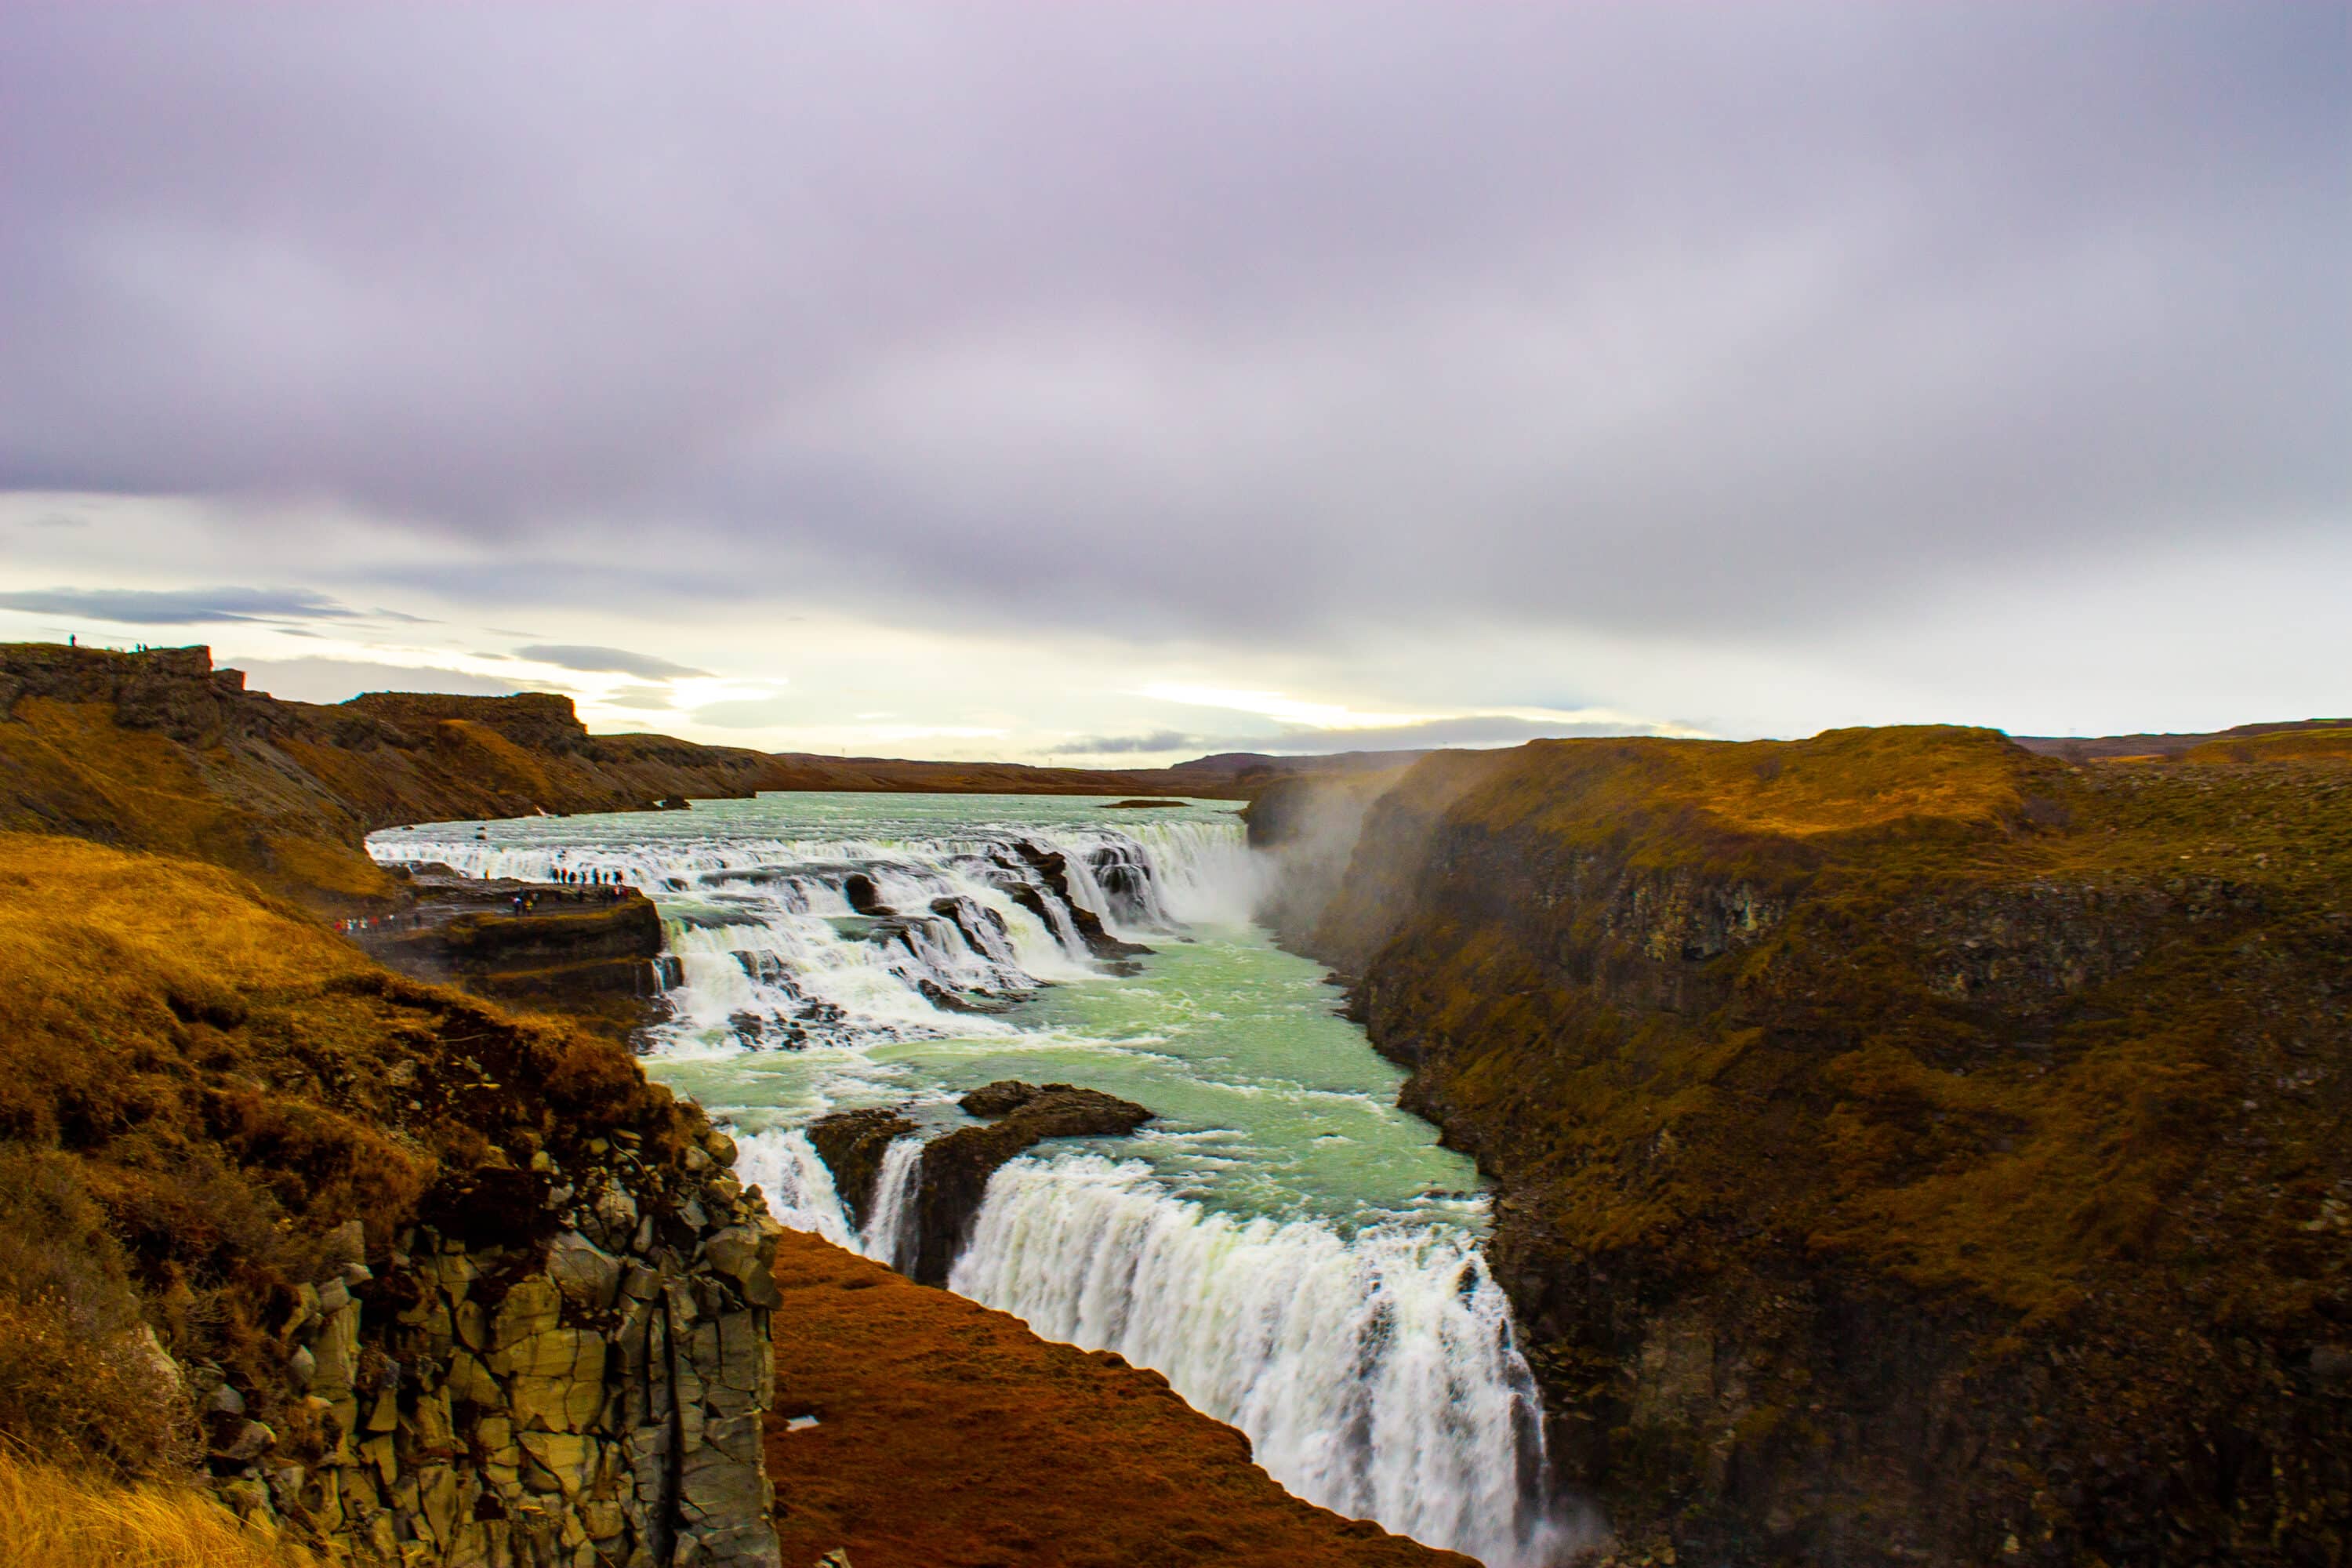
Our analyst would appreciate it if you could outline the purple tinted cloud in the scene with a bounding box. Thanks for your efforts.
[1,5,2343,646]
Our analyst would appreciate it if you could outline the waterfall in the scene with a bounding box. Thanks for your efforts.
[376,816,1269,1052]
[1125,818,1276,927]
[369,800,1581,1564]
[734,1127,857,1247]
[949,1155,1568,1568]
[861,1137,924,1271]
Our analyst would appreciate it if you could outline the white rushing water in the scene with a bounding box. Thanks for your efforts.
[952,1156,1552,1555]
[373,793,1575,1565]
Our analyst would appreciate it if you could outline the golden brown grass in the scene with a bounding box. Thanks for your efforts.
[1345,726,2351,1319]
[767,1231,1474,1568]
[0,1448,319,1568]
[0,831,696,1476]
[0,695,395,906]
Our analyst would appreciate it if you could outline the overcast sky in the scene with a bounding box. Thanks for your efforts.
[2,5,2345,760]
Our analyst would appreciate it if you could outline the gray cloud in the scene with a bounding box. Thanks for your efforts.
[0,5,2343,669]
[514,644,711,680]
[601,684,679,712]
[233,658,533,704]
[0,585,361,624]
[1064,730,1207,756]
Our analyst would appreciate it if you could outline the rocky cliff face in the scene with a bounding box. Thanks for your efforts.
[230,1126,782,1568]
[0,832,784,1568]
[355,874,671,1040]
[1265,728,2352,1565]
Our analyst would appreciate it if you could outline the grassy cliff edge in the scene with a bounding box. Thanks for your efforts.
[1260,724,2352,1565]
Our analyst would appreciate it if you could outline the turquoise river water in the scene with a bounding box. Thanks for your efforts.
[372,793,1570,1565]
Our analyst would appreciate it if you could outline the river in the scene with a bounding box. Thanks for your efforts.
[372,792,1569,1566]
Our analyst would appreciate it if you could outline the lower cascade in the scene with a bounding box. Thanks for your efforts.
[953,1158,1556,1561]
[374,793,1573,1566]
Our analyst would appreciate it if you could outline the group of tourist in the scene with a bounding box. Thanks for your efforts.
[332,912,417,935]
[510,879,631,916]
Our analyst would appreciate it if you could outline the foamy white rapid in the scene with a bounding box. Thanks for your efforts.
[953,1155,1565,1564]
[369,793,1576,1565]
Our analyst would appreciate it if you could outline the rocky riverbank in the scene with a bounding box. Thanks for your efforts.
[1256,725,2352,1565]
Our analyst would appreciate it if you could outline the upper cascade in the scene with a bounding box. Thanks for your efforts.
[376,815,1267,1054]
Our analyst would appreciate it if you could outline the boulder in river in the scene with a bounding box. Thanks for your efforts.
[808,1108,920,1232]
[907,1083,1154,1285]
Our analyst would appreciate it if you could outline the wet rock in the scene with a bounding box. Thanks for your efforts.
[841,873,893,916]
[909,1083,1153,1285]
[1013,842,1154,960]
[808,1108,919,1230]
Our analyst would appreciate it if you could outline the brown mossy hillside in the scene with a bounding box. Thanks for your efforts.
[2182,724,2352,765]
[0,644,805,909]
[0,832,704,1479]
[764,1229,1474,1568]
[1301,727,2352,1565]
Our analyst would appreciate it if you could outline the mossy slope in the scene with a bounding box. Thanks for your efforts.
[1289,726,2352,1565]
[0,831,705,1481]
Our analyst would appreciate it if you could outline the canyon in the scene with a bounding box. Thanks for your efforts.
[2,637,2346,1566]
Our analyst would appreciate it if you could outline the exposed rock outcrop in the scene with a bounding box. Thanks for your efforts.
[804,1110,919,1233]
[0,833,784,1567]
[1011,842,1153,960]
[354,873,669,1038]
[903,1083,1154,1286]
[233,1131,783,1568]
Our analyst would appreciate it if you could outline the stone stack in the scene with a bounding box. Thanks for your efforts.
[207,1126,783,1568]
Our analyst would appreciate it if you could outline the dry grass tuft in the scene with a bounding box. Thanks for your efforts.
[0,1447,319,1568]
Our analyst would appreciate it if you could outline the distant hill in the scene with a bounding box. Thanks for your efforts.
[0,642,1312,908]
[2011,717,2351,760]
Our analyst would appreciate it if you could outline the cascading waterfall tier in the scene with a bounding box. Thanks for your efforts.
[369,794,1571,1566]
[377,812,1257,1054]
[953,1155,1566,1566]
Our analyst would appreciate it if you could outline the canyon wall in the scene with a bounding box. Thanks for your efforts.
[230,1129,781,1568]
[1258,727,2352,1565]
